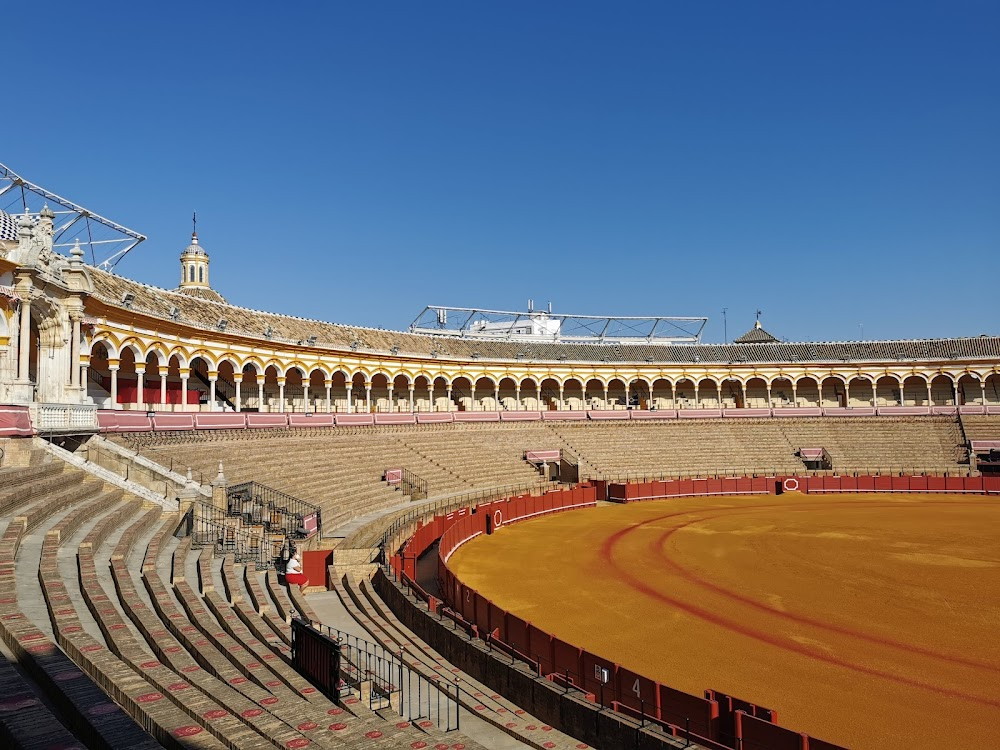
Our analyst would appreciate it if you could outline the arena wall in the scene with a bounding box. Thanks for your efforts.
[386,476,1000,749]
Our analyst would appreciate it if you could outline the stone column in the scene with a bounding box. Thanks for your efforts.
[515,385,521,411]
[179,369,190,411]
[791,383,797,408]
[278,378,286,413]
[135,365,145,408]
[208,373,217,411]
[408,386,415,412]
[446,386,452,410]
[981,381,987,406]
[160,371,167,407]
[365,383,372,412]
[109,363,119,408]
[470,386,476,412]
[387,385,394,413]
[233,374,242,412]
[303,383,310,413]
[69,313,81,388]
[558,386,565,410]
[693,384,699,409]
[325,379,332,412]
[765,385,772,409]
[925,381,932,406]
[17,294,31,382]
[427,385,434,412]
[347,384,353,413]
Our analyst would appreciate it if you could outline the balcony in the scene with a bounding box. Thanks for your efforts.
[30,403,99,434]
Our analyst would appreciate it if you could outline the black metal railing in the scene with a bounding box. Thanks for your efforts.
[192,369,238,410]
[384,467,429,501]
[180,502,283,569]
[291,617,341,701]
[226,481,322,539]
[307,621,460,731]
[88,368,110,391]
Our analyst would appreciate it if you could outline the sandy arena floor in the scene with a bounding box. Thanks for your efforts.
[447,493,1000,750]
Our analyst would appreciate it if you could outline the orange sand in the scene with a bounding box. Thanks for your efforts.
[447,493,1000,749]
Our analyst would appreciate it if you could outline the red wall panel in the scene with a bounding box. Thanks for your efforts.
[945,476,965,491]
[468,591,486,629]
[488,601,507,641]
[874,475,894,491]
[506,614,530,658]
[528,624,554,674]
[736,712,804,750]
[658,684,718,740]
[581,650,618,698]
[552,638,584,684]
[614,666,658,715]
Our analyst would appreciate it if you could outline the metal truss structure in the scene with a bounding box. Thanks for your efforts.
[409,304,708,345]
[0,161,145,270]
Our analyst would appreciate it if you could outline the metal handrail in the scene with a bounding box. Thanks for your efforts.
[384,467,429,501]
[306,620,460,731]
[227,480,322,539]
[180,503,284,569]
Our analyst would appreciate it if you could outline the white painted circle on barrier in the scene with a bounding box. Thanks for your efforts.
[783,477,800,492]
[493,510,503,528]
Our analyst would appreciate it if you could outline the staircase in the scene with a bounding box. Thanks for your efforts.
[193,369,238,411]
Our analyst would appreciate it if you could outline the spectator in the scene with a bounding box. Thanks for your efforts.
[285,550,308,593]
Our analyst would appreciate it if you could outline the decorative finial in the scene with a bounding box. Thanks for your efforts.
[70,238,84,264]
[755,309,762,328]
[191,211,198,243]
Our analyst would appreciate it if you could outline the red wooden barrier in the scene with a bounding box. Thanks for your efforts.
[659,684,719,740]
[301,549,332,589]
[552,638,584,684]
[735,711,806,750]
[581,649,618,697]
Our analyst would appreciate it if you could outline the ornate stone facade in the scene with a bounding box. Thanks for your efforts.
[0,208,93,412]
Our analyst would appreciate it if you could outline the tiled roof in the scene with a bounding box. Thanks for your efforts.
[86,267,1000,366]
[176,286,227,303]
[733,324,780,344]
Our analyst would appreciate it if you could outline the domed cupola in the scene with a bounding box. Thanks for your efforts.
[179,231,209,289]
[175,214,226,302]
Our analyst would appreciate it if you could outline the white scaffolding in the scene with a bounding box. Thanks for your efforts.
[409,304,708,345]
[0,161,145,270]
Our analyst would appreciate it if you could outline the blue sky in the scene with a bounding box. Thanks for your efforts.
[6,1,998,343]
